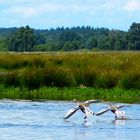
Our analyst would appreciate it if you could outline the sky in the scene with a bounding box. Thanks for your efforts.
[0,0,140,31]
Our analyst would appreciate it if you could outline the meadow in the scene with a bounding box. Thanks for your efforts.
[0,51,140,103]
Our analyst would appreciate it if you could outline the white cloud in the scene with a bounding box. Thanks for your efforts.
[124,0,140,12]
[3,3,94,18]
[101,1,115,9]
[7,7,37,18]
[1,0,123,19]
[3,4,63,18]
[0,0,139,30]
[0,0,39,3]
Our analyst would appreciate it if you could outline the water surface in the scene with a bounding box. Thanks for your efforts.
[0,100,140,140]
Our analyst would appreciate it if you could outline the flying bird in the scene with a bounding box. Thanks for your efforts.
[95,103,129,119]
[64,99,100,120]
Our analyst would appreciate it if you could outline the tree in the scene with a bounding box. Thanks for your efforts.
[59,31,81,42]
[8,25,35,52]
[115,37,128,50]
[0,39,7,51]
[62,41,81,51]
[98,35,110,50]
[128,23,140,50]
[85,37,98,50]
[34,33,46,45]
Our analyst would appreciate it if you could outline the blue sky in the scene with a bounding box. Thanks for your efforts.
[0,0,140,30]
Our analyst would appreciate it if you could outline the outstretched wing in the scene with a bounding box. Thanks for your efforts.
[116,105,130,109]
[95,108,110,116]
[84,99,101,105]
[64,106,80,119]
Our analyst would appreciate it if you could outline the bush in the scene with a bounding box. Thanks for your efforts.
[0,52,139,89]
[119,72,140,89]
[0,72,19,86]
[43,67,76,87]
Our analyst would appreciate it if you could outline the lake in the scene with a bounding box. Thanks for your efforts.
[0,100,140,140]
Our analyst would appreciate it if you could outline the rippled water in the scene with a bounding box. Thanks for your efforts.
[0,100,140,140]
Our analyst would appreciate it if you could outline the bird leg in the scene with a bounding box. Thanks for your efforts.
[84,116,87,119]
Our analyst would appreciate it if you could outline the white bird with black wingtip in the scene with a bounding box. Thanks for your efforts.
[64,99,101,120]
[95,103,129,119]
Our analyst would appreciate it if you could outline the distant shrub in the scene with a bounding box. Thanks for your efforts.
[119,72,140,89]
[94,70,120,88]
[43,67,76,87]
[0,72,19,86]
[29,57,45,68]
[73,67,97,87]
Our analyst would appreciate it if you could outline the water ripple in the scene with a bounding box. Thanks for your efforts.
[0,100,140,140]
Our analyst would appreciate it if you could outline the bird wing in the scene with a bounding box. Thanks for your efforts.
[116,105,130,109]
[64,106,80,119]
[84,99,101,105]
[95,108,110,116]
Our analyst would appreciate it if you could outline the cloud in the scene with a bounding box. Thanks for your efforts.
[3,4,63,18]
[6,7,37,18]
[0,0,39,3]
[1,0,123,19]
[3,3,94,19]
[124,0,140,12]
[0,0,139,30]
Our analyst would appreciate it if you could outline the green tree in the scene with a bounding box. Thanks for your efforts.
[0,39,7,51]
[98,35,110,50]
[128,22,140,50]
[34,33,46,45]
[59,31,81,42]
[85,37,98,50]
[8,25,35,52]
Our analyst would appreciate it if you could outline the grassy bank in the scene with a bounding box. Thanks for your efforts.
[0,85,140,103]
[0,52,139,103]
[0,51,140,89]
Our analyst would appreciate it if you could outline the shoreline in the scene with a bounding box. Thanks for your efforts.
[0,85,140,104]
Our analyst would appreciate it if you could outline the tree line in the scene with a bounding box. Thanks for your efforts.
[0,23,140,52]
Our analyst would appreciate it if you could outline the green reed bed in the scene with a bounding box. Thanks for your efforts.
[0,52,140,102]
[0,85,140,103]
[0,52,140,89]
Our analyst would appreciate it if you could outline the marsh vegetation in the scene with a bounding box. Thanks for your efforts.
[0,51,139,103]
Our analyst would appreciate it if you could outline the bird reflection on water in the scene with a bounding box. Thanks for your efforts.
[82,120,94,127]
[113,119,126,126]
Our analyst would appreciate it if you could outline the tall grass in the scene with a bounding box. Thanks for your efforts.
[0,85,140,103]
[0,51,139,89]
